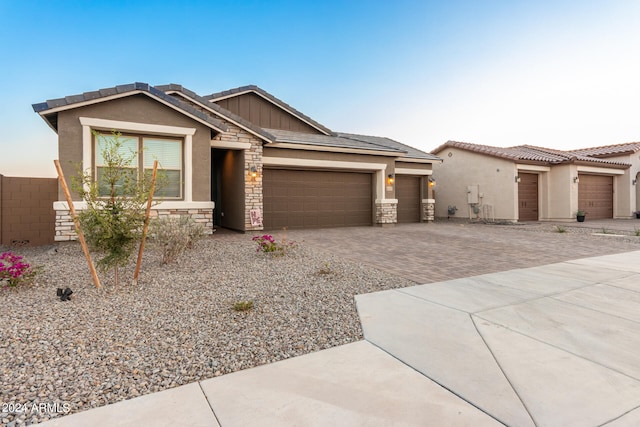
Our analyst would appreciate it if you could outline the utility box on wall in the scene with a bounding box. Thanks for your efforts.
[467,185,479,204]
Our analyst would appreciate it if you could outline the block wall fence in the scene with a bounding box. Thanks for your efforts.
[0,175,58,247]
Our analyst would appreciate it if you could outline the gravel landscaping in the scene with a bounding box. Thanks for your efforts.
[0,235,414,426]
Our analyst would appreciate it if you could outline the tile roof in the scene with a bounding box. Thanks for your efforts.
[156,84,275,142]
[569,142,640,158]
[204,85,333,136]
[337,133,441,161]
[265,128,405,155]
[432,141,630,168]
[32,82,227,133]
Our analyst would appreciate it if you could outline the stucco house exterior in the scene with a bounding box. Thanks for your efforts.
[570,142,640,218]
[33,83,440,240]
[431,141,632,222]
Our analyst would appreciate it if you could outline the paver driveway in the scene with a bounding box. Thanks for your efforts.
[283,221,640,283]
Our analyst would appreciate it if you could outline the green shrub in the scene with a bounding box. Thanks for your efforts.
[555,225,566,233]
[151,216,205,264]
[233,300,254,312]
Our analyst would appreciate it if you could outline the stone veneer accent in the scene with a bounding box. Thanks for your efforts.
[214,121,264,232]
[375,200,397,225]
[421,199,435,222]
[54,208,213,242]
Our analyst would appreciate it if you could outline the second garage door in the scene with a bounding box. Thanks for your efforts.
[578,174,613,219]
[396,175,421,223]
[263,169,372,229]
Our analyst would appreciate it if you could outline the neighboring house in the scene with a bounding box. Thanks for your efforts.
[430,141,631,222]
[33,83,440,240]
[570,142,640,219]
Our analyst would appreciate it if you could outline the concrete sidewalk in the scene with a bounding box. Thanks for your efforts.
[38,250,640,427]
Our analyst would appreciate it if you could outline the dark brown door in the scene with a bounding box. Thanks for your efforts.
[578,174,613,219]
[518,173,538,221]
[396,176,421,223]
[263,169,372,229]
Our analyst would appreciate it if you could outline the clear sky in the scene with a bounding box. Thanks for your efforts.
[1,0,639,177]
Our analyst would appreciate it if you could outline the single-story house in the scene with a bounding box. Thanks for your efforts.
[569,142,640,218]
[430,141,632,222]
[33,83,441,240]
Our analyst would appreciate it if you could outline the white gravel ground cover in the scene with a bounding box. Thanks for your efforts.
[0,236,413,426]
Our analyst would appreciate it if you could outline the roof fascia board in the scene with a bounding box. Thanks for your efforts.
[267,141,404,157]
[210,89,331,136]
[39,90,226,133]
[395,157,441,164]
[165,90,273,143]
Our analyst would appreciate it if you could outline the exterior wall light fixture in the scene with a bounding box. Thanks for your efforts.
[387,174,394,185]
[633,179,637,185]
[249,165,258,180]
[428,176,436,187]
[515,176,521,183]
[573,176,580,184]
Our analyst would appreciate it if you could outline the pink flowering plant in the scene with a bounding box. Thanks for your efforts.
[252,234,296,256]
[0,252,38,288]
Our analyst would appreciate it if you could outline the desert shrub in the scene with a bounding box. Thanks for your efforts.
[233,300,254,312]
[252,234,296,256]
[151,216,205,264]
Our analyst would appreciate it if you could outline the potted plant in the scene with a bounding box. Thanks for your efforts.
[576,209,586,222]
[634,210,640,219]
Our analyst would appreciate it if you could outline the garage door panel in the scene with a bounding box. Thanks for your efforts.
[263,169,373,229]
[578,175,613,219]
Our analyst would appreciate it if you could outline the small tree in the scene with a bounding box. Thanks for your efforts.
[72,131,157,287]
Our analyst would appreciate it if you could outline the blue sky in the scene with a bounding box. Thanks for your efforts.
[1,0,639,177]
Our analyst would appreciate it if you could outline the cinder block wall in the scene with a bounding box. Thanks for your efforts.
[0,176,58,246]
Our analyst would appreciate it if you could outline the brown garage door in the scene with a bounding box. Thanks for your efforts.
[396,176,421,223]
[263,169,372,229]
[578,174,613,219]
[518,173,538,221]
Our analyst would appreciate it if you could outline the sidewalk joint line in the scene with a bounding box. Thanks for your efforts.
[363,338,509,427]
[198,381,222,427]
[470,314,539,427]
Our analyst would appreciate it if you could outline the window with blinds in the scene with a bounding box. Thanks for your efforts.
[94,132,183,199]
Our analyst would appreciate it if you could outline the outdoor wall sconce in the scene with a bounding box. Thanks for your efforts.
[633,179,637,185]
[573,176,580,184]
[249,165,258,180]
[515,176,521,183]
[387,174,395,185]
[428,176,436,187]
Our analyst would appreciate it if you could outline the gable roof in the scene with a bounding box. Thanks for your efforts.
[569,142,640,158]
[432,141,630,168]
[32,82,228,134]
[204,85,333,136]
[156,84,275,142]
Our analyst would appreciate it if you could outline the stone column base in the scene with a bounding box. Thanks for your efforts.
[422,199,435,222]
[375,199,398,225]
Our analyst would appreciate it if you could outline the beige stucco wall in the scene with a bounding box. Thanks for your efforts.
[56,94,213,201]
[432,148,518,221]
[544,164,576,220]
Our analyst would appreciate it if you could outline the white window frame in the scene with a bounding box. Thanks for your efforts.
[80,117,194,202]
[93,132,184,199]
